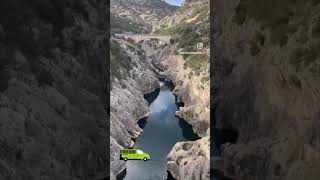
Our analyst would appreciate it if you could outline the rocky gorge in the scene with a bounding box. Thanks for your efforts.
[109,38,160,179]
[213,0,320,179]
[110,36,210,180]
[110,0,211,179]
[0,0,211,179]
[142,39,210,180]
[0,0,109,179]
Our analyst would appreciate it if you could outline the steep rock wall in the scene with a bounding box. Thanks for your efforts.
[161,47,210,180]
[140,39,210,180]
[0,0,109,179]
[109,38,159,179]
[213,0,320,179]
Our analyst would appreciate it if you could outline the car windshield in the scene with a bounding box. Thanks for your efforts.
[121,150,128,154]
[137,150,144,154]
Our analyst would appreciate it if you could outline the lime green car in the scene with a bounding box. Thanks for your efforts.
[120,149,151,161]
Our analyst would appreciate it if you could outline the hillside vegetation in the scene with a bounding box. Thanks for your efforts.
[155,0,210,81]
[110,0,178,34]
[110,40,133,83]
[0,0,109,179]
[213,0,320,179]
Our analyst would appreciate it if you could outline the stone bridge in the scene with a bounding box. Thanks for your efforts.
[115,34,173,43]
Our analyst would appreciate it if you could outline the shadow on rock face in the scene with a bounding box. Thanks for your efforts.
[214,128,238,153]
[166,170,177,180]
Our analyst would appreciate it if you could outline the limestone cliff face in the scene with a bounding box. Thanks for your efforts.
[0,0,108,179]
[139,36,210,179]
[160,48,210,138]
[167,136,210,180]
[214,0,320,179]
[160,44,210,180]
[149,0,211,179]
[151,0,210,137]
[109,38,159,179]
[154,0,209,33]
[109,0,210,179]
[111,0,178,33]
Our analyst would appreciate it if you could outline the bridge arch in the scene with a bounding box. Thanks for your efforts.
[115,34,173,44]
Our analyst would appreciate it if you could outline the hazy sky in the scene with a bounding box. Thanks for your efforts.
[164,0,185,6]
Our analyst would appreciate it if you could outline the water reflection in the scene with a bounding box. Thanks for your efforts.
[123,81,198,180]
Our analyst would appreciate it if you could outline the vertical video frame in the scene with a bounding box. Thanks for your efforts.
[110,0,210,179]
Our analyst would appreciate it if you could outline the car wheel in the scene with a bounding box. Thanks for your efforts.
[143,157,147,161]
[124,157,128,161]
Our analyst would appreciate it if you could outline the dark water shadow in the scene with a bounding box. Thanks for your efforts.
[164,81,174,92]
[137,116,148,129]
[214,128,238,154]
[116,169,127,180]
[166,171,177,180]
[144,88,160,105]
[123,79,202,180]
[211,168,235,180]
[178,118,200,141]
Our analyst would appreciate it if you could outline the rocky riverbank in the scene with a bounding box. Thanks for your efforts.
[161,48,210,180]
[110,0,210,179]
[213,0,320,179]
[139,38,211,180]
[109,38,159,179]
[110,37,210,180]
[0,0,109,179]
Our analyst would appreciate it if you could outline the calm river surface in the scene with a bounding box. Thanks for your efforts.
[122,81,199,180]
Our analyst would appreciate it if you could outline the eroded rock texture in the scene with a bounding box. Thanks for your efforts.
[162,48,210,180]
[0,0,109,179]
[111,0,178,33]
[139,36,210,179]
[167,137,210,180]
[213,0,320,179]
[109,38,159,179]
[152,1,211,178]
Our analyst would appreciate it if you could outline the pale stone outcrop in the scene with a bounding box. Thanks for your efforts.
[213,0,320,179]
[0,0,109,179]
[139,32,210,179]
[167,137,210,180]
[109,38,159,178]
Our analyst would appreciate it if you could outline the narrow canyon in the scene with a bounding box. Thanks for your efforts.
[110,0,210,179]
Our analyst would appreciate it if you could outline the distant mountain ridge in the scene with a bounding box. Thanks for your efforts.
[110,0,178,33]
[154,0,209,32]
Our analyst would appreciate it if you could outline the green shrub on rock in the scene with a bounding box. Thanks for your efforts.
[110,40,133,83]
